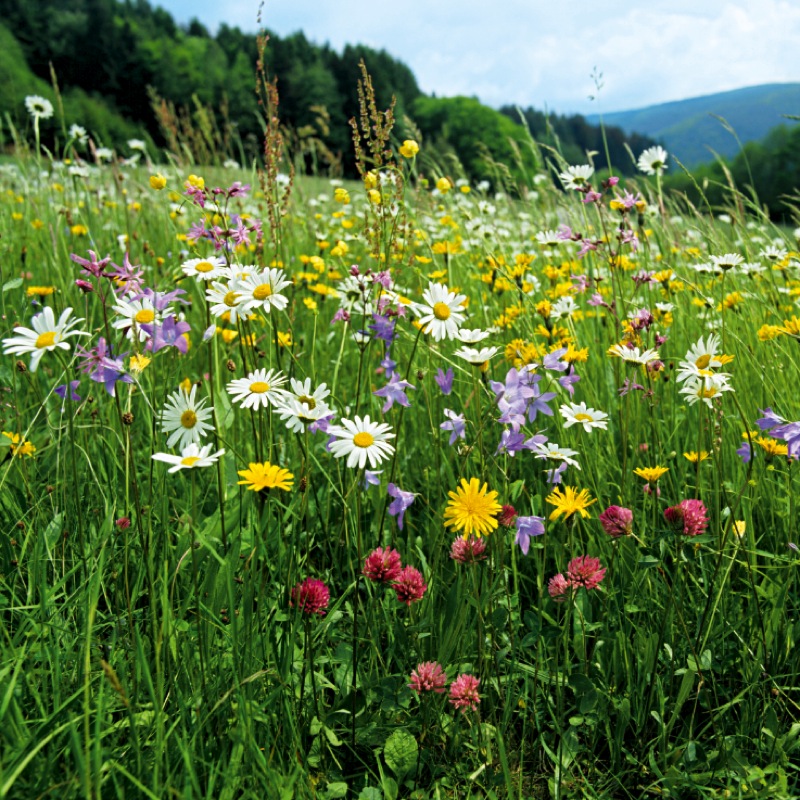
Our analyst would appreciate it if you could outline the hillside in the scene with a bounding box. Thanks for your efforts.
[586,84,800,168]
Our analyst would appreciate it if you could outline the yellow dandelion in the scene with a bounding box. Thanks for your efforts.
[633,466,669,483]
[545,486,596,522]
[443,478,502,538]
[683,451,710,463]
[129,354,151,373]
[25,286,56,297]
[237,462,294,492]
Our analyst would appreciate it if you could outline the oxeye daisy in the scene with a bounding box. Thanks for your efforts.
[25,95,54,120]
[111,296,162,342]
[545,485,596,522]
[456,328,492,344]
[416,282,467,342]
[2,306,87,371]
[327,415,396,469]
[226,368,288,410]
[453,345,501,366]
[151,442,225,473]
[235,268,291,314]
[443,477,502,538]
[237,461,294,492]
[160,384,215,450]
[637,146,668,176]
[607,344,660,365]
[560,401,608,432]
[181,255,227,281]
[679,374,734,407]
[206,280,245,323]
[559,164,594,191]
[274,377,332,432]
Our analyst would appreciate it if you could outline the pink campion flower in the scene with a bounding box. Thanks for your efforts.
[71,249,111,278]
[392,566,427,606]
[548,573,570,601]
[599,505,633,537]
[448,674,481,713]
[290,577,330,616]
[363,547,402,583]
[408,661,447,694]
[566,556,606,590]
[450,535,487,564]
[576,239,598,259]
[664,499,709,537]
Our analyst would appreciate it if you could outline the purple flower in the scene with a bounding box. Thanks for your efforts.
[515,515,545,555]
[543,348,569,372]
[76,338,133,397]
[369,313,396,343]
[757,408,785,431]
[332,309,351,324]
[363,469,383,489]
[440,409,466,446]
[435,367,454,395]
[107,253,145,296]
[71,249,110,278]
[557,368,581,398]
[387,483,415,530]
[373,372,415,412]
[736,441,752,464]
[577,239,598,258]
[142,315,191,354]
[55,380,81,402]
[528,382,558,420]
[557,224,573,241]
[545,461,568,485]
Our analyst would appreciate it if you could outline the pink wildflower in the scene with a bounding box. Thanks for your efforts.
[449,535,487,564]
[392,566,427,606]
[599,505,633,538]
[363,547,403,583]
[448,674,481,713]
[290,577,330,616]
[548,573,570,602]
[498,504,517,527]
[566,555,606,590]
[664,499,709,537]
[408,661,447,694]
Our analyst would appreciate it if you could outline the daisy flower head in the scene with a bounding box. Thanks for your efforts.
[327,415,396,469]
[275,396,333,433]
[637,146,668,176]
[151,442,225,473]
[454,345,501,366]
[681,334,727,375]
[416,282,467,341]
[111,295,162,342]
[226,368,288,410]
[608,343,660,365]
[237,461,294,492]
[235,268,291,314]
[206,280,245,323]
[457,328,493,344]
[533,442,581,470]
[443,477,502,538]
[25,95,54,120]
[679,374,734,407]
[709,253,744,272]
[559,164,594,191]
[560,401,609,433]
[2,306,87,371]
[160,384,215,450]
[181,255,227,281]
[545,486,596,522]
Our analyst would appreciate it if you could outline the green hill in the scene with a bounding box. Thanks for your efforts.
[586,84,800,167]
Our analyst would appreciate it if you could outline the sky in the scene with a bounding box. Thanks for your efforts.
[153,0,800,115]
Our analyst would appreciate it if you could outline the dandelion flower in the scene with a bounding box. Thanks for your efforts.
[2,306,87,372]
[2,431,36,457]
[416,282,467,342]
[633,465,669,484]
[160,385,215,450]
[327,415,395,469]
[443,477,502,538]
[545,486,596,522]
[152,442,225,473]
[226,368,288,410]
[237,462,294,492]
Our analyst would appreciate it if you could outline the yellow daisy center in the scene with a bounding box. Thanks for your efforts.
[298,395,316,409]
[195,261,214,273]
[224,291,239,307]
[181,410,198,429]
[433,302,451,321]
[35,331,57,349]
[253,283,272,300]
[181,456,200,466]
[700,387,717,398]
[135,309,155,324]
[574,413,593,422]
[249,381,270,393]
[695,354,711,369]
[353,431,374,448]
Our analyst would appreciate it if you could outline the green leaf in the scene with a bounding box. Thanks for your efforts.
[383,729,417,781]
[2,278,22,293]
[323,782,348,799]
[358,789,383,800]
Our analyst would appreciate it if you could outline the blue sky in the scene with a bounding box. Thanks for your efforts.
[153,0,800,115]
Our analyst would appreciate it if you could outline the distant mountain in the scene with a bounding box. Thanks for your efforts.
[586,84,800,168]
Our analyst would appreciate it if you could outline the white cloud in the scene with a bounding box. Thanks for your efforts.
[154,0,800,114]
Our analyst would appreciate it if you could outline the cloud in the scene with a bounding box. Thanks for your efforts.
[154,0,800,114]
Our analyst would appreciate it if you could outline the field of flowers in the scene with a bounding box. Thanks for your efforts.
[1,89,800,800]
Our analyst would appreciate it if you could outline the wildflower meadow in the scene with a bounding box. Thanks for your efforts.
[2,69,800,800]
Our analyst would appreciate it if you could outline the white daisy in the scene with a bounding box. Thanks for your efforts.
[682,335,725,375]
[536,229,562,247]
[152,442,226,473]
[274,396,333,433]
[761,245,788,262]
[68,124,88,145]
[226,368,288,410]
[160,385,215,450]
[608,344,660,364]
[111,296,163,342]
[679,374,734,408]
[559,164,594,191]
[453,345,500,365]
[551,296,579,320]
[25,95,54,120]
[532,441,581,470]
[327,415,396,469]
[181,256,227,282]
[416,282,467,342]
[2,306,87,372]
[709,253,744,272]
[637,146,668,176]
[560,402,609,432]
[456,328,492,344]
[235,268,291,314]
[206,280,245,323]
